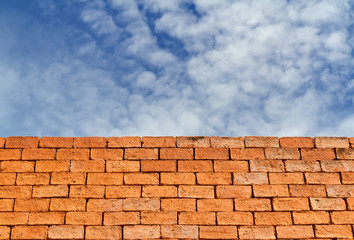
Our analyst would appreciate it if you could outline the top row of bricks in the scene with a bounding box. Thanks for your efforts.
[0,136,353,149]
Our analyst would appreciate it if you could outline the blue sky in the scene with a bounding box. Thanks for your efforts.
[0,0,353,137]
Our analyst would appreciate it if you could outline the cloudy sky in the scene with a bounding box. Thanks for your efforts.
[0,0,353,137]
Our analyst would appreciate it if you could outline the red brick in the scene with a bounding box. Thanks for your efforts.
[22,149,55,160]
[245,136,279,148]
[142,136,175,147]
[28,212,65,225]
[105,211,140,225]
[250,160,284,172]
[198,199,233,212]
[34,186,67,198]
[301,148,335,160]
[123,198,160,211]
[0,226,10,239]
[321,160,354,172]
[255,212,292,225]
[74,137,107,148]
[160,148,193,159]
[200,226,237,239]
[214,160,249,172]
[293,211,330,224]
[39,137,73,148]
[0,149,21,160]
[14,199,50,211]
[331,211,354,224]
[160,173,195,185]
[6,136,39,148]
[269,173,304,184]
[279,137,314,148]
[276,225,314,239]
[217,212,253,225]
[161,199,196,211]
[285,160,321,172]
[231,148,265,160]
[0,199,13,212]
[234,173,268,185]
[179,212,215,225]
[51,172,86,185]
[87,173,123,185]
[177,136,210,147]
[11,226,47,239]
[273,198,310,211]
[48,226,84,239]
[253,185,289,197]
[106,186,141,198]
[91,149,123,160]
[124,225,160,239]
[305,172,340,184]
[106,160,140,172]
[310,197,346,210]
[235,198,271,211]
[141,160,176,172]
[315,225,353,239]
[178,160,213,172]
[70,185,105,198]
[216,185,252,198]
[211,137,244,148]
[66,212,102,225]
[1,161,34,172]
[124,173,159,185]
[290,185,326,197]
[143,186,177,197]
[315,137,349,148]
[108,136,141,148]
[125,148,158,159]
[179,185,214,198]
[161,225,198,239]
[0,138,4,148]
[86,226,122,240]
[326,185,354,197]
[57,149,89,160]
[70,160,105,172]
[197,173,232,185]
[0,173,16,185]
[0,212,28,225]
[195,148,229,159]
[141,212,177,224]
[265,148,300,159]
[342,172,354,184]
[50,198,86,211]
[35,160,69,172]
[337,148,354,159]
[16,173,50,185]
[0,186,32,198]
[87,199,122,212]
[238,226,275,239]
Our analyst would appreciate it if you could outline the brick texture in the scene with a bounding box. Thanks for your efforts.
[0,136,353,239]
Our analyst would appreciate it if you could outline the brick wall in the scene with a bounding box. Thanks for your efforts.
[0,136,353,239]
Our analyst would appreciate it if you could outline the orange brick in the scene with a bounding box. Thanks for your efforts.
[253,185,289,197]
[33,185,68,198]
[0,226,10,239]
[214,160,249,172]
[216,185,252,198]
[161,199,196,211]
[331,211,354,224]
[0,173,16,185]
[141,160,176,172]
[276,225,314,239]
[279,137,314,148]
[86,226,122,240]
[74,137,107,148]
[0,212,28,225]
[48,225,84,239]
[50,198,86,211]
[250,160,284,172]
[0,186,32,198]
[234,173,268,185]
[348,198,354,210]
[70,185,105,198]
[70,160,105,172]
[231,148,265,160]
[124,225,160,239]
[66,212,102,225]
[143,136,175,147]
[39,137,73,148]
[87,199,122,212]
[235,198,271,211]
[301,148,335,160]
[124,173,159,185]
[5,136,39,148]
[255,212,292,225]
[141,212,177,224]
[217,212,253,225]
[265,148,300,159]
[195,148,229,159]
[293,211,330,224]
[123,198,160,211]
[315,137,349,148]
[11,226,47,239]
[35,160,69,172]
[177,136,210,147]
[0,138,4,148]
[200,226,237,239]
[161,225,198,239]
[327,185,354,197]
[337,148,354,159]
[28,212,65,225]
[245,136,279,148]
[91,149,123,160]
[87,173,123,185]
[178,160,213,172]
[51,172,86,185]
[160,173,195,185]
[269,173,304,184]
[22,148,55,160]
[342,172,354,184]
[0,149,21,160]
[160,148,193,159]
[179,212,215,225]
[315,225,353,239]
[211,136,244,148]
[273,198,309,211]
[310,197,346,210]
[108,136,141,148]
[197,173,232,185]
[290,185,326,197]
[238,226,275,239]
[305,172,340,184]
[179,185,214,198]
[57,149,89,160]
[0,199,13,211]
[1,161,34,172]
[285,160,321,172]
[321,160,354,172]
[198,199,233,212]
[350,137,354,146]
[143,186,177,197]
[16,173,50,185]
[14,199,50,211]
[106,160,140,172]
[125,148,158,159]
[106,186,141,198]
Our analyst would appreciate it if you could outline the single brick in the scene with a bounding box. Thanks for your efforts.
[245,136,279,148]
[35,160,69,172]
[279,137,314,148]
[336,148,354,159]
[51,172,86,185]
[231,148,265,160]
[48,226,84,240]
[197,173,232,185]
[123,198,160,211]
[350,137,354,146]
[0,186,32,198]
[160,148,193,160]
[326,185,354,197]
[0,149,21,160]
[250,160,284,172]
[276,225,314,239]
[87,199,122,212]
[176,136,210,147]
[124,173,159,185]
[234,173,268,185]
[142,136,175,147]
[16,173,50,185]
[91,149,123,160]
[210,136,244,148]
[33,185,68,198]
[235,198,271,211]
[11,226,48,240]
[66,212,102,225]
[50,198,86,211]
[70,185,105,198]
[106,186,141,198]
[199,226,237,239]
[179,212,215,225]
[238,226,276,239]
[195,148,229,159]
[161,225,198,239]
[0,173,16,185]
[0,226,10,239]
[217,212,253,225]
[142,186,177,197]
[106,160,140,172]
[331,211,354,224]
[74,137,107,148]
[305,172,340,184]
[265,148,300,160]
[1,161,34,172]
[301,148,335,160]
[0,199,13,212]
[22,148,56,160]
[0,212,28,225]
[104,212,140,225]
[253,185,289,197]
[348,198,354,210]
[289,185,326,197]
[216,186,252,198]
[285,160,321,172]
[28,212,65,225]
[321,160,354,172]
[141,160,176,172]
[39,137,73,148]
[293,211,330,224]
[273,198,310,211]
[310,197,346,210]
[214,160,249,172]
[14,199,50,212]
[160,173,195,185]
[141,212,177,225]
[178,160,213,172]
[269,173,304,184]
[179,185,214,198]
[108,136,141,148]
[70,160,105,172]
[315,137,349,148]
[125,148,158,159]
[57,149,89,160]
[255,212,292,226]
[161,199,196,211]
[124,225,160,239]
[0,138,4,148]
[315,225,353,239]
[86,226,122,240]
[198,199,233,212]
[5,136,39,148]
[87,173,123,185]
[342,172,354,184]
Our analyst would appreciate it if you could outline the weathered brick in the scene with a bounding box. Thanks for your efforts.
[326,185,354,197]
[143,136,175,147]
[142,186,177,197]
[179,212,215,225]
[276,225,314,239]
[245,136,279,148]
[336,148,354,159]
[6,137,38,148]
[91,149,123,160]
[214,160,249,172]
[331,211,354,224]
[124,173,159,185]
[198,199,233,212]
[106,186,141,198]
[50,198,86,211]
[74,137,107,148]
[104,212,140,225]
[51,172,86,185]
[293,211,330,224]
[211,136,244,148]
[0,199,13,212]
[0,149,21,160]
[161,199,196,211]
[217,212,253,225]
[16,173,50,185]
[28,212,65,225]
[255,212,292,225]
[250,160,284,172]
[86,226,122,240]
[70,185,105,198]
[70,160,105,172]
[0,226,10,239]
[48,226,84,239]
[57,149,89,160]
[160,173,195,185]
[301,148,335,160]
[124,225,160,239]
[0,173,16,185]
[22,148,55,160]
[342,172,354,184]
[231,148,265,160]
[285,160,321,172]
[141,212,177,225]
[199,226,237,239]
[39,137,73,148]
[315,225,353,239]
[1,161,34,172]
[305,172,341,184]
[106,160,140,172]
[279,137,314,148]
[216,185,252,198]
[0,186,32,198]
[273,198,310,211]
[253,185,289,197]
[0,212,28,225]
[87,173,123,185]
[238,226,276,239]
[350,137,354,147]
[33,185,68,198]
[321,160,354,172]
[179,185,214,198]
[160,148,193,159]
[87,199,122,212]
[0,138,4,148]
[290,185,326,197]
[108,136,141,148]
[176,136,210,147]
[123,198,160,211]
[14,199,50,212]
[178,160,213,172]
[35,160,69,172]
[11,226,48,239]
[348,197,354,210]
[141,160,176,172]
[315,137,349,148]
[269,173,304,184]
[234,173,268,185]
[197,173,232,185]
[235,198,271,211]
[195,148,229,159]
[125,148,158,159]
[66,212,102,225]
[310,197,346,210]
[161,225,198,239]
[265,148,300,159]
